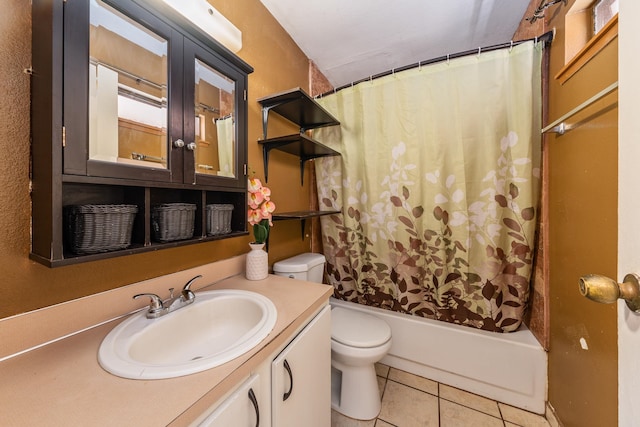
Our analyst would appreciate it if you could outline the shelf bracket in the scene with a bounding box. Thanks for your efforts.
[261,102,285,140]
[299,219,306,240]
[262,143,271,183]
[299,158,307,185]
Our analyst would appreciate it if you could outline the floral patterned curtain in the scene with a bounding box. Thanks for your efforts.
[315,41,542,332]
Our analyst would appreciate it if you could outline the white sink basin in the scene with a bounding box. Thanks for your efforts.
[98,289,277,379]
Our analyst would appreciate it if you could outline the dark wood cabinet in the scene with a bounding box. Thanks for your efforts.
[31,0,252,266]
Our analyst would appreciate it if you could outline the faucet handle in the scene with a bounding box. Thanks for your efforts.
[133,293,164,313]
[182,275,202,300]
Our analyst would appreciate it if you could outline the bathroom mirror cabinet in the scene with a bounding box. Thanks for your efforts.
[31,0,253,267]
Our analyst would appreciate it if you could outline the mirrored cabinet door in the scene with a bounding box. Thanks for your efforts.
[89,0,169,170]
[182,39,247,189]
[64,0,178,182]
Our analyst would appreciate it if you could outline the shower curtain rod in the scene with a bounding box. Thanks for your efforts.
[317,31,554,99]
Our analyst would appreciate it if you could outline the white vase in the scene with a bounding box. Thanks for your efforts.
[246,243,268,280]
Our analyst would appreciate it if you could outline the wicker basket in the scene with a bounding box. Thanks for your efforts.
[64,204,138,254]
[151,203,196,242]
[206,204,234,236]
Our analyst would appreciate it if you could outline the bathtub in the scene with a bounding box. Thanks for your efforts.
[330,297,547,414]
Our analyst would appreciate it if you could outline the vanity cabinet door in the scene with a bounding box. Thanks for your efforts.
[195,374,261,427]
[271,306,331,427]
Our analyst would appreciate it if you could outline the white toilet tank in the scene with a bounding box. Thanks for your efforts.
[272,253,326,283]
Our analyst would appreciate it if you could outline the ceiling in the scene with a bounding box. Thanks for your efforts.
[259,0,532,88]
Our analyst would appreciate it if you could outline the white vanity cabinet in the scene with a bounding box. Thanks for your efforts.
[192,305,331,427]
[272,305,331,427]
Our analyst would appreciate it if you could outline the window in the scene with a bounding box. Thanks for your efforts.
[594,0,619,34]
[560,0,619,79]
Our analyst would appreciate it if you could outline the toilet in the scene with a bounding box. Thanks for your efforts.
[273,253,392,420]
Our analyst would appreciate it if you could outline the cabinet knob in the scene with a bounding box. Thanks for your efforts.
[173,139,185,148]
[186,142,197,151]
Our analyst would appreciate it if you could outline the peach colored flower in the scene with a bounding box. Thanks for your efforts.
[248,191,265,209]
[248,177,263,192]
[247,177,276,243]
[248,209,263,226]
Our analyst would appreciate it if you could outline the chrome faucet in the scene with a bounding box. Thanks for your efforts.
[133,275,202,319]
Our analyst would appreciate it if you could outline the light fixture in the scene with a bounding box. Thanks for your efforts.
[160,0,242,53]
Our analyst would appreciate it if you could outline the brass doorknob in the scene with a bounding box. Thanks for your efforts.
[579,273,640,312]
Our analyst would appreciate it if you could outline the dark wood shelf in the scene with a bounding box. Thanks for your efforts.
[273,210,340,220]
[258,134,340,184]
[30,230,249,268]
[257,87,339,137]
[273,210,340,240]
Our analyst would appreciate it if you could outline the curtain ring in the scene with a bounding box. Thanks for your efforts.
[509,40,514,52]
[477,47,481,58]
[535,36,538,45]
[447,54,450,65]
[418,61,422,71]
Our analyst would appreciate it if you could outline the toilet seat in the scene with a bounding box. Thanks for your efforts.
[331,307,391,348]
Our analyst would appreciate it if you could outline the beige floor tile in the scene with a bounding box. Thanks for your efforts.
[499,403,550,426]
[440,399,504,427]
[440,384,501,418]
[374,420,395,427]
[378,380,439,427]
[377,375,387,397]
[505,423,519,427]
[331,409,376,427]
[388,368,438,395]
[375,363,390,378]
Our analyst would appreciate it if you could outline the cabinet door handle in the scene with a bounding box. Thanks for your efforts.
[283,359,293,401]
[173,139,185,148]
[248,388,259,427]
[186,141,197,151]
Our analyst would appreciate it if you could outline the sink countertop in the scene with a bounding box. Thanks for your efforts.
[0,273,333,426]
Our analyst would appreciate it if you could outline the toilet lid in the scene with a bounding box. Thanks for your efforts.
[331,307,391,348]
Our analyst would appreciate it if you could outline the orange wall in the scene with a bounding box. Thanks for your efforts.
[0,0,314,318]
[545,3,618,426]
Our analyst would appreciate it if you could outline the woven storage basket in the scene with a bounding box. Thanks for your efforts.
[151,203,196,242]
[206,204,234,236]
[64,204,138,254]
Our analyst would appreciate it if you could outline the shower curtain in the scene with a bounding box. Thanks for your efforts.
[216,116,234,177]
[315,41,542,332]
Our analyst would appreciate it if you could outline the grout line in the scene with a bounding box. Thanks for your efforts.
[386,378,438,397]
[437,382,441,426]
[438,394,505,421]
[374,370,546,427]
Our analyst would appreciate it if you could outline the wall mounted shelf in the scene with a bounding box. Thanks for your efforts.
[258,87,339,138]
[257,88,341,243]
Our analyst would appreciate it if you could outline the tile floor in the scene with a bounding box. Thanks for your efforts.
[331,364,551,427]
